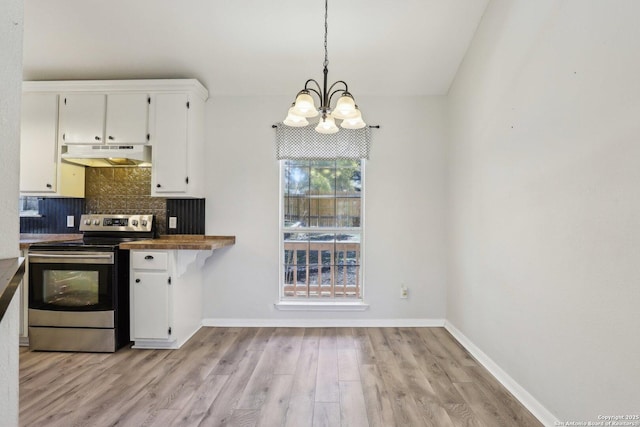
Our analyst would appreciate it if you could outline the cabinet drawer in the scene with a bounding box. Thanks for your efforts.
[131,251,168,270]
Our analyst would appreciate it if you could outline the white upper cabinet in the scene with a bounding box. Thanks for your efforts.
[20,91,85,197]
[20,93,59,193]
[151,88,206,198]
[152,93,189,194]
[59,94,106,144]
[105,93,149,144]
[60,92,149,145]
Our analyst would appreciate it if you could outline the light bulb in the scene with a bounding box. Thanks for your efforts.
[315,114,339,134]
[292,91,319,118]
[332,93,358,119]
[340,107,366,129]
[283,107,309,127]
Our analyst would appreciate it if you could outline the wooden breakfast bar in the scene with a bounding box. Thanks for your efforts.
[0,257,25,323]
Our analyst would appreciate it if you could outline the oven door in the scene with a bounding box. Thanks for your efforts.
[29,251,115,311]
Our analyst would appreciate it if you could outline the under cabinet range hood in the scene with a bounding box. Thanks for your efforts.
[61,144,152,167]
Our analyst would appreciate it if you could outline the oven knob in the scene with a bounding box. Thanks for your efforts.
[131,219,139,226]
[93,219,100,225]
[84,219,91,225]
[141,219,148,226]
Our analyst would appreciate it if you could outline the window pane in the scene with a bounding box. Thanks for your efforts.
[284,195,309,228]
[336,197,360,228]
[309,160,336,168]
[284,162,309,194]
[309,197,335,228]
[309,232,335,290]
[284,162,310,227]
[335,233,361,266]
[335,160,361,193]
[309,164,336,196]
[335,233,361,298]
[19,196,41,217]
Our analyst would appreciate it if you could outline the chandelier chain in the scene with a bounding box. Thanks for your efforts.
[323,0,329,68]
[283,0,368,133]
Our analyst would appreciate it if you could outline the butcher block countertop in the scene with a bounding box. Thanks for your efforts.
[19,233,83,249]
[119,235,236,250]
[0,257,25,322]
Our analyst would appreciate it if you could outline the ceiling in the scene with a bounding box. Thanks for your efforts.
[22,0,488,97]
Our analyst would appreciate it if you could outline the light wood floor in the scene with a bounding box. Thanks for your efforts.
[20,327,542,427]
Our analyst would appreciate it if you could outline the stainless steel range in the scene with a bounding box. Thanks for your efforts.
[28,214,154,352]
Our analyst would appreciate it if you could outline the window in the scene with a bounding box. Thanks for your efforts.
[280,159,363,300]
[19,196,41,217]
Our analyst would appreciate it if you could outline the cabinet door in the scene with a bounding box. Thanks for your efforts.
[132,271,170,340]
[20,93,58,193]
[152,93,189,194]
[59,94,106,144]
[105,93,149,144]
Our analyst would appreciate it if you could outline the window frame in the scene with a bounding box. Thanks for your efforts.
[277,159,366,306]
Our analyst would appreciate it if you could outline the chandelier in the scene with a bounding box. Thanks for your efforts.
[283,0,366,134]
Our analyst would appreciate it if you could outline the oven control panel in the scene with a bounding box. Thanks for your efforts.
[79,214,154,232]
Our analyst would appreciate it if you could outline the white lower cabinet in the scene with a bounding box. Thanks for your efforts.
[132,271,170,340]
[129,249,205,349]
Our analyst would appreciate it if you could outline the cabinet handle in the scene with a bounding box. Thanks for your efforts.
[135,278,141,283]
[108,136,114,141]
[95,136,101,141]
[144,255,154,260]
[46,183,52,189]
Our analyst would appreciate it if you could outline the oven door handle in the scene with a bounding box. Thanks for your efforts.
[29,253,114,264]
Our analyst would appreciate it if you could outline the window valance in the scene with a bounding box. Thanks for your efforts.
[275,123,372,160]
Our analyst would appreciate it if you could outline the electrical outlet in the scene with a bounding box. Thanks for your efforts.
[400,285,408,299]
[169,216,177,229]
[66,215,74,227]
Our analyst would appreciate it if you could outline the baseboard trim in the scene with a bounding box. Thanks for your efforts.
[202,318,446,328]
[444,321,559,427]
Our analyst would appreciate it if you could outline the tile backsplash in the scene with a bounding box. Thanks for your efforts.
[84,167,167,234]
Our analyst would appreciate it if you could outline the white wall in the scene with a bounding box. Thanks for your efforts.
[0,0,23,424]
[203,95,448,323]
[447,0,640,422]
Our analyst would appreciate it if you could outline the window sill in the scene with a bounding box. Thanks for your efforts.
[275,301,370,312]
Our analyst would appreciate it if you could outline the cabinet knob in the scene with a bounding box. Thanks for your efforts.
[156,184,161,188]
[144,255,154,260]
[108,136,114,141]
[95,136,101,141]
[46,183,52,189]
[135,278,141,283]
